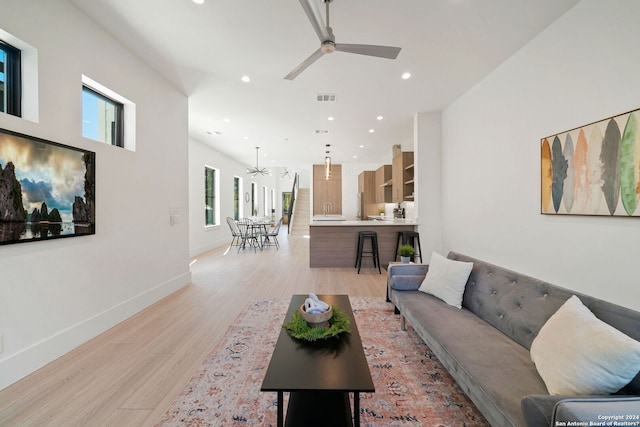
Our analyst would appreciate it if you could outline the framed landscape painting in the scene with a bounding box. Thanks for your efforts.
[0,128,95,245]
[541,108,640,216]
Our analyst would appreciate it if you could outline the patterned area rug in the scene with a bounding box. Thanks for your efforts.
[155,298,489,426]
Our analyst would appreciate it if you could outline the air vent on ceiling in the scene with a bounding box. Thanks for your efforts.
[316,93,338,102]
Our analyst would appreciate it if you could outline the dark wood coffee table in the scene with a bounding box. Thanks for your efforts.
[261,294,375,427]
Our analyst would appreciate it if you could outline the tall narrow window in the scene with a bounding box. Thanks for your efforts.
[270,189,276,218]
[233,176,241,220]
[205,166,219,226]
[251,182,258,216]
[82,86,124,147]
[0,40,22,116]
[262,186,268,218]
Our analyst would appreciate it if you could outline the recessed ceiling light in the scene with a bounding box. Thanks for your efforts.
[224,118,230,123]
[369,129,375,133]
[243,136,249,140]
[402,72,412,80]
[377,116,383,120]
[353,155,357,159]
[241,75,251,83]
[192,0,204,4]
[359,145,364,148]
[328,116,334,121]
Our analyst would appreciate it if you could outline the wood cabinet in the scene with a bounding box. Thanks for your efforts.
[375,165,392,203]
[313,164,342,215]
[358,171,376,204]
[358,170,378,218]
[392,152,414,203]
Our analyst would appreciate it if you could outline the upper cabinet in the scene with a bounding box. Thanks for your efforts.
[358,171,376,204]
[358,170,379,218]
[375,165,392,203]
[392,152,414,203]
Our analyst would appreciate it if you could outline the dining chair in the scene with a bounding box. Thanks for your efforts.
[236,218,258,252]
[226,217,242,249]
[263,217,283,250]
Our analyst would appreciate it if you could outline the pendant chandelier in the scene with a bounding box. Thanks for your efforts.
[246,146,271,176]
[324,144,331,180]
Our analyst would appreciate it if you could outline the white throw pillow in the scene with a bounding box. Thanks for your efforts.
[530,295,640,395]
[418,252,473,309]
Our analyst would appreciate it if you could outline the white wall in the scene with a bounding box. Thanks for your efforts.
[188,138,292,257]
[441,0,640,310]
[0,0,191,388]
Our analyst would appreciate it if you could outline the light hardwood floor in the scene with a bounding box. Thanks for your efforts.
[0,228,388,426]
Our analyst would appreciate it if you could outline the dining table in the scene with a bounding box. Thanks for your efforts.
[248,218,273,249]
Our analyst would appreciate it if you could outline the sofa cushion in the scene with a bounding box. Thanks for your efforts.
[392,289,548,426]
[530,295,640,395]
[418,251,473,308]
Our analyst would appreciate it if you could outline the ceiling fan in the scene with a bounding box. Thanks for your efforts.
[284,0,402,80]
[280,167,293,179]
[246,147,271,176]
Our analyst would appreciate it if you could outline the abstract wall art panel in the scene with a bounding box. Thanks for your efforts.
[0,128,95,245]
[541,108,640,216]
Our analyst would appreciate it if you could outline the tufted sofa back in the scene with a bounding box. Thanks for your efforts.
[448,251,640,394]
[449,252,640,347]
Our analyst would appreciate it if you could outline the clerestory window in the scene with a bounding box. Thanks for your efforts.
[0,39,22,117]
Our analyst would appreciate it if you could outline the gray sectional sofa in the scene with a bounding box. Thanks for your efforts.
[387,252,640,427]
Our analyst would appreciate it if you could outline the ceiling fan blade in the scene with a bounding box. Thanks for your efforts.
[335,43,401,59]
[298,0,331,42]
[284,48,324,80]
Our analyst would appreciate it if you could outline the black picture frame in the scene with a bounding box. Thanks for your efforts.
[0,127,96,245]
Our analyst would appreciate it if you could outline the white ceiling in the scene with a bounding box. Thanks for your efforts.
[70,0,580,170]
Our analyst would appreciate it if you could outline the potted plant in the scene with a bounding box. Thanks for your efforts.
[398,244,415,263]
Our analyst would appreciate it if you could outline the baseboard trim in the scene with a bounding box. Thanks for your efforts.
[189,238,230,258]
[0,271,191,390]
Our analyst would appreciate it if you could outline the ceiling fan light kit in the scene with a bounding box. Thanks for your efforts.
[284,0,402,80]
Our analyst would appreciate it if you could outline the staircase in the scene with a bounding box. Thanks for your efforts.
[290,188,310,236]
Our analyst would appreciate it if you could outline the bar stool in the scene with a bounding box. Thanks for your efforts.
[355,231,381,274]
[394,231,423,263]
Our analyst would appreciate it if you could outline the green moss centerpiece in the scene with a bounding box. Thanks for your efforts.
[283,306,351,341]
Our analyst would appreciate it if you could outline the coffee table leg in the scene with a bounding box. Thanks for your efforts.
[277,391,283,427]
[354,391,360,427]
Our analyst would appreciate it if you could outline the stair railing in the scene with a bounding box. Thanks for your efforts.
[287,173,299,234]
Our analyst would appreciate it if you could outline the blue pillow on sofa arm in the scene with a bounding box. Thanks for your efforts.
[391,275,427,291]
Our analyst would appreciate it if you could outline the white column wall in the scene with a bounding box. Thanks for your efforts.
[414,112,443,258]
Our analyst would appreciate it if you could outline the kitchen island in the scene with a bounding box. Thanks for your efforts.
[309,218,418,268]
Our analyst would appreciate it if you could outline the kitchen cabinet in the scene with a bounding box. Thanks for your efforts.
[358,170,378,218]
[358,171,376,204]
[375,165,392,203]
[313,164,342,215]
[392,152,414,203]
